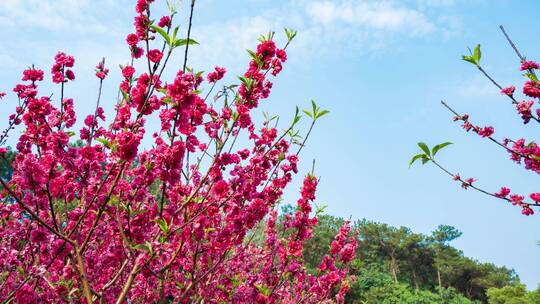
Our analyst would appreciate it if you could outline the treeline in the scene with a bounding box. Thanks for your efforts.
[299,213,540,303]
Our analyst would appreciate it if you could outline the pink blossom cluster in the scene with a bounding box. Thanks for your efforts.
[51,52,75,83]
[444,54,540,215]
[0,0,356,302]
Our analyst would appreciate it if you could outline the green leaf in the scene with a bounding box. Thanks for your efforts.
[173,38,199,48]
[409,153,425,168]
[143,241,153,254]
[255,284,270,296]
[247,49,263,68]
[96,138,111,148]
[473,44,481,63]
[525,72,539,82]
[316,109,330,119]
[421,156,430,164]
[432,142,453,156]
[284,28,297,42]
[172,26,179,42]
[66,131,76,137]
[238,76,247,85]
[155,218,169,234]
[120,89,129,102]
[417,142,431,156]
[462,55,477,65]
[129,241,153,254]
[303,110,313,119]
[293,106,302,124]
[150,25,171,46]
[314,203,328,216]
[231,276,241,288]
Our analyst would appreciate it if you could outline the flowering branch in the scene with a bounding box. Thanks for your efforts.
[413,26,540,217]
[0,1,358,302]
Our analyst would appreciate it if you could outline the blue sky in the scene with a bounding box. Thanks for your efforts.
[1,0,539,288]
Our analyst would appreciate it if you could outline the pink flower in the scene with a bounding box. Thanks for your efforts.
[207,66,226,83]
[30,229,47,243]
[516,100,534,123]
[122,65,136,79]
[51,52,75,83]
[148,49,163,63]
[54,52,75,67]
[213,180,229,198]
[22,68,44,82]
[158,16,171,28]
[65,69,75,81]
[530,193,540,203]
[276,49,287,62]
[495,187,511,198]
[136,0,148,13]
[520,60,540,71]
[461,121,473,132]
[461,178,475,189]
[95,60,109,80]
[96,71,107,80]
[523,81,540,98]
[116,131,140,161]
[478,126,494,138]
[339,243,356,263]
[501,86,515,96]
[132,46,144,59]
[509,194,524,205]
[522,206,534,216]
[126,33,140,47]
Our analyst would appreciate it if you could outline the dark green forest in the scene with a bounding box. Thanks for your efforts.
[300,214,540,303]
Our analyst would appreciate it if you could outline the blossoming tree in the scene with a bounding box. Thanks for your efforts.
[411,26,540,217]
[0,0,357,302]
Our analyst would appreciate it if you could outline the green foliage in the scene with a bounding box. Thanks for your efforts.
[360,283,474,304]
[303,214,345,271]
[149,24,199,49]
[298,214,521,303]
[284,28,298,42]
[431,225,462,244]
[303,100,330,121]
[487,284,540,304]
[410,142,452,167]
[462,44,482,66]
[0,147,16,182]
[432,142,453,157]
[243,204,523,303]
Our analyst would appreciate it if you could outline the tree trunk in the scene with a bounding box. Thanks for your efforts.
[412,269,419,290]
[390,257,398,283]
[437,265,442,291]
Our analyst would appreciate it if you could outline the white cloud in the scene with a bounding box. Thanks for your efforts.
[418,0,457,8]
[190,15,283,70]
[0,0,456,69]
[187,0,451,69]
[305,1,435,36]
[0,0,121,34]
